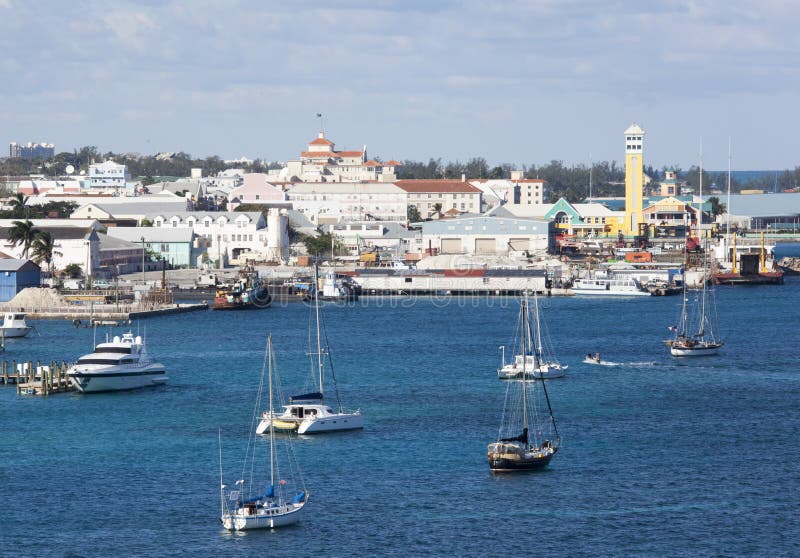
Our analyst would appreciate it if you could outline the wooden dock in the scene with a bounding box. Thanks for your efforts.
[0,360,74,395]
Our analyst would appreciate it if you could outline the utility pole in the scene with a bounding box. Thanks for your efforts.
[141,237,146,286]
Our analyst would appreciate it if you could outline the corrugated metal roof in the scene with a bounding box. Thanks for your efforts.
[706,193,800,218]
[0,259,40,272]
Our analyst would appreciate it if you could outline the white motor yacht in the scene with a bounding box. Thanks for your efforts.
[1,312,32,338]
[571,276,650,296]
[67,332,167,393]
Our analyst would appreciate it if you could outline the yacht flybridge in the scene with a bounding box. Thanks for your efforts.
[67,332,167,393]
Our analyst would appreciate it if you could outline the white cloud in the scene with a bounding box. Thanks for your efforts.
[102,9,159,48]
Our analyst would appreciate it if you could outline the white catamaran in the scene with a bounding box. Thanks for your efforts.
[220,335,309,531]
[497,291,567,380]
[256,266,363,435]
[489,292,562,472]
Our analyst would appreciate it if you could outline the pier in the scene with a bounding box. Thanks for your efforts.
[0,360,74,396]
[1,302,208,321]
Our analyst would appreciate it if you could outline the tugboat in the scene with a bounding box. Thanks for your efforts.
[211,268,272,310]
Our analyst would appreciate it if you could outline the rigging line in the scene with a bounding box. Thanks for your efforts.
[319,301,344,413]
[240,333,270,496]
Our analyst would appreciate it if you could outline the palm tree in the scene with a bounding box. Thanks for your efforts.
[8,192,29,218]
[31,230,57,277]
[707,196,727,220]
[7,219,38,259]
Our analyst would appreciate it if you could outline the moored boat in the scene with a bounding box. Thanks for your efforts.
[67,332,167,392]
[220,335,309,531]
[257,266,363,435]
[666,150,723,357]
[489,292,561,472]
[571,273,650,296]
[497,293,567,380]
[1,312,32,338]
[211,272,271,310]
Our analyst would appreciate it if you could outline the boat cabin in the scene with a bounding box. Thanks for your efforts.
[2,313,27,327]
[287,405,334,418]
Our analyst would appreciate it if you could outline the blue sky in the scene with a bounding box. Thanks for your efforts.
[1,0,798,170]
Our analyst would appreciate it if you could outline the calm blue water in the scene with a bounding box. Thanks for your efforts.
[2,284,800,557]
[774,243,800,260]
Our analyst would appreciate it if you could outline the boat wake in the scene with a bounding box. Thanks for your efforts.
[583,359,658,367]
[582,358,621,366]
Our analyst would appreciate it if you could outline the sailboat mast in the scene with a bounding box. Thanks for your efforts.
[532,291,543,369]
[218,428,225,518]
[698,140,708,337]
[268,335,275,491]
[521,293,529,437]
[314,266,324,398]
[726,138,732,239]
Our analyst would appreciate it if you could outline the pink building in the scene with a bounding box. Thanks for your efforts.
[227,173,286,210]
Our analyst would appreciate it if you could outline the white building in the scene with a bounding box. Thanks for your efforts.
[70,197,192,224]
[0,219,102,277]
[286,182,409,224]
[88,161,131,189]
[279,132,402,183]
[144,209,288,265]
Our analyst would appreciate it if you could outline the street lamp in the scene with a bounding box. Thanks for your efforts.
[141,237,146,286]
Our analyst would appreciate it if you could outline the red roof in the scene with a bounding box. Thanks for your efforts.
[300,151,332,159]
[309,137,333,146]
[394,180,482,193]
[384,160,403,166]
[363,160,382,166]
[300,150,363,159]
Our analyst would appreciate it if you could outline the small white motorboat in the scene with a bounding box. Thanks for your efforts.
[0,313,32,338]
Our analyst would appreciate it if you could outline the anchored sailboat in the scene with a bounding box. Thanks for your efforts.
[497,290,567,380]
[667,143,723,356]
[257,266,363,435]
[488,292,561,472]
[219,335,309,530]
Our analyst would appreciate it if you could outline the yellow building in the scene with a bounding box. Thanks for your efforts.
[623,123,645,235]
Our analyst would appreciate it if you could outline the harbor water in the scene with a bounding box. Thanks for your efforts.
[1,282,799,556]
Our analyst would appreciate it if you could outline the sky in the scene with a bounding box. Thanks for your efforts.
[1,0,799,171]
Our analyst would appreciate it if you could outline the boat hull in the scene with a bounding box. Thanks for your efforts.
[297,412,363,434]
[669,342,723,357]
[256,416,300,434]
[68,364,168,393]
[488,446,557,472]
[571,288,651,297]
[221,500,307,531]
[0,327,31,338]
[498,363,567,380]
[711,272,784,285]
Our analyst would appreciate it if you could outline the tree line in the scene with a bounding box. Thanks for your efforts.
[0,146,282,181]
[5,147,800,202]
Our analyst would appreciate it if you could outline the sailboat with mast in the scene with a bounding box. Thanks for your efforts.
[667,142,723,357]
[219,335,309,530]
[256,266,363,435]
[497,289,566,380]
[488,292,561,471]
